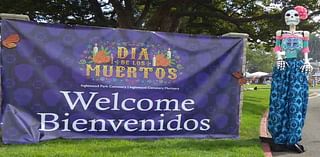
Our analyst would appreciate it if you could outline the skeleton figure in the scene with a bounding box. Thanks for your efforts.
[267,6,311,153]
[284,9,300,26]
[276,8,312,72]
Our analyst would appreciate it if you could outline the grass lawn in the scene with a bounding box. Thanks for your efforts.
[0,86,271,157]
[310,84,320,89]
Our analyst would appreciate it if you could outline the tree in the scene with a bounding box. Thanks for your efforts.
[246,43,275,73]
[1,0,320,46]
[309,33,320,61]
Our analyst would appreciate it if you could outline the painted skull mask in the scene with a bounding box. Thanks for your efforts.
[285,9,300,26]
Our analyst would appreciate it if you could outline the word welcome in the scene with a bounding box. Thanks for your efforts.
[37,91,211,132]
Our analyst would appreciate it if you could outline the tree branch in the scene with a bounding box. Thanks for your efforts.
[230,0,257,16]
[110,0,135,28]
[100,1,111,7]
[191,1,283,26]
[146,0,193,31]
[135,0,151,26]
[177,11,281,25]
[309,10,320,19]
[110,0,124,12]
[88,0,108,25]
[124,0,133,10]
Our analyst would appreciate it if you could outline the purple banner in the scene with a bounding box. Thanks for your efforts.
[0,20,243,144]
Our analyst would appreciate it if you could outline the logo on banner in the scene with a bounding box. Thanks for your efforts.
[79,41,184,85]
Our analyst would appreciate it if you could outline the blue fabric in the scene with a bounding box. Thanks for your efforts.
[281,37,303,59]
[268,59,309,145]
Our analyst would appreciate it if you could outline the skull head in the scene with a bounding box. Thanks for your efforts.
[285,9,300,26]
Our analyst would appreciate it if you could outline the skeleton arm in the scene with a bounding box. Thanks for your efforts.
[300,31,313,73]
[274,30,286,70]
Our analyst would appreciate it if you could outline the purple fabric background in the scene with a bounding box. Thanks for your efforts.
[0,20,243,144]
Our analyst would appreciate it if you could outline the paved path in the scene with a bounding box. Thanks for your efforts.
[273,89,320,156]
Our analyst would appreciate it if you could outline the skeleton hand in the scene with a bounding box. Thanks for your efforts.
[276,58,286,70]
[300,61,313,73]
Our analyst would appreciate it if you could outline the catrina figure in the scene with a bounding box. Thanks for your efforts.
[267,6,312,153]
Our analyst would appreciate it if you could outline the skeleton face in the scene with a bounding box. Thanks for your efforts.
[285,9,300,26]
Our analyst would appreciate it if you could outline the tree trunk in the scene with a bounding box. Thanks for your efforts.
[146,0,192,32]
[110,0,135,28]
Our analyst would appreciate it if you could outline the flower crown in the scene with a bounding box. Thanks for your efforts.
[294,6,308,20]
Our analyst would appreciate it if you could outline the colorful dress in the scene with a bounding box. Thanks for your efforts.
[268,32,310,145]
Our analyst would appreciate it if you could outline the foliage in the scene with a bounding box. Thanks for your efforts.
[1,0,320,46]
[309,33,320,61]
[0,89,270,157]
[246,43,275,73]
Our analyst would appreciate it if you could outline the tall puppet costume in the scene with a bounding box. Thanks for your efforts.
[267,6,312,153]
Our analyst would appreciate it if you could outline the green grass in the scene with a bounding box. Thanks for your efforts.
[244,84,271,89]
[310,84,320,89]
[0,88,271,157]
